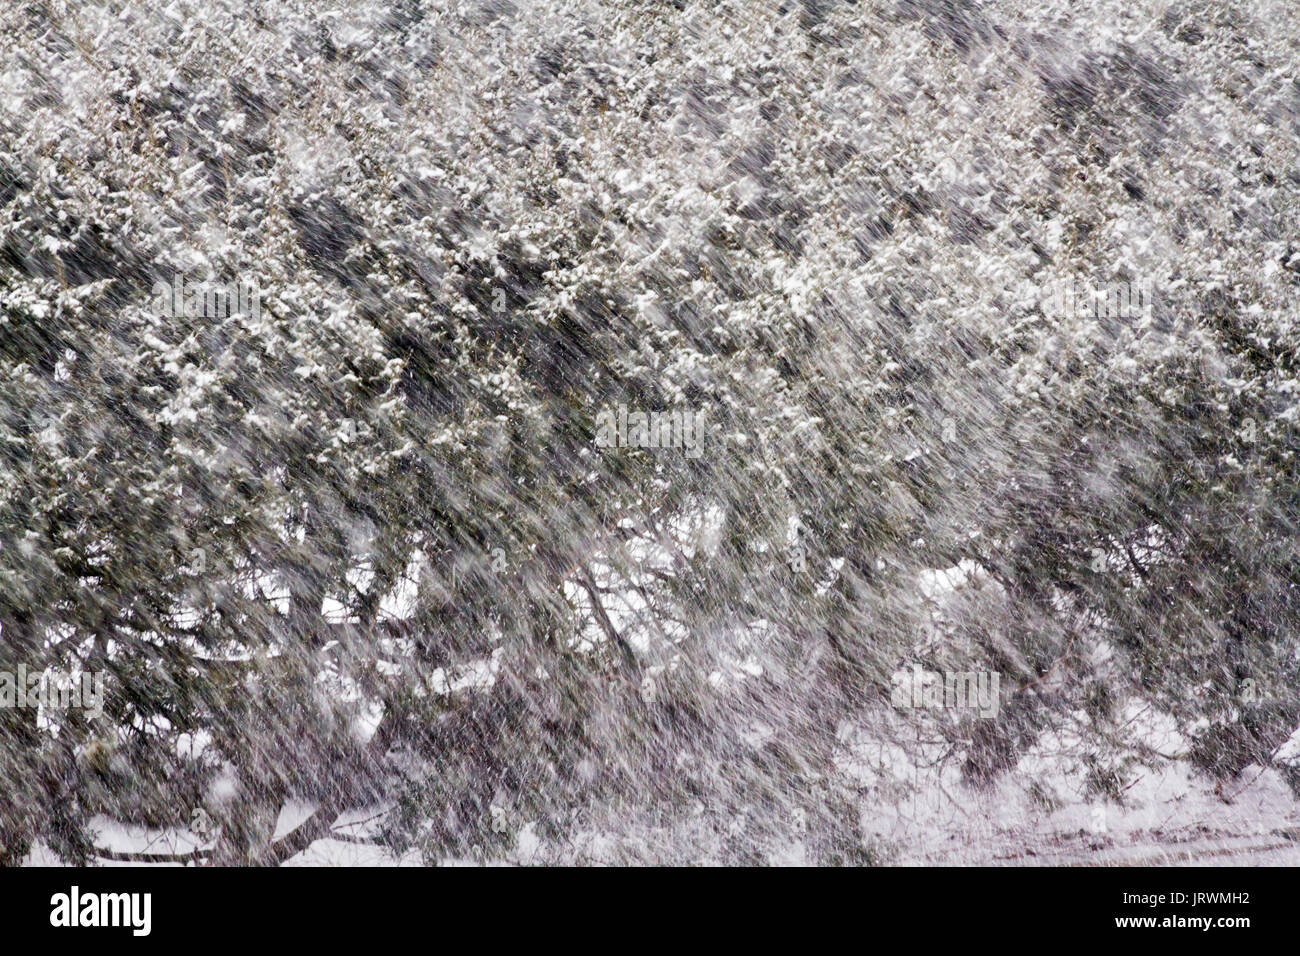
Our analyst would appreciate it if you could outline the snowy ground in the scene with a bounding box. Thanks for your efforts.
[844,700,1300,866]
[25,710,1300,867]
[881,764,1300,866]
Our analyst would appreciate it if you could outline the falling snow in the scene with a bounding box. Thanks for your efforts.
[1,0,1300,866]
